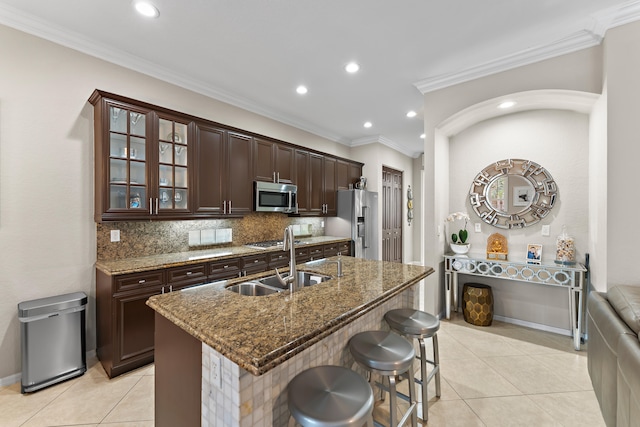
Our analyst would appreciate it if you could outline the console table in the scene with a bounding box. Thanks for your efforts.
[444,253,587,350]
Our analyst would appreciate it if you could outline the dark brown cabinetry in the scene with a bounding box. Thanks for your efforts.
[294,151,348,217]
[253,138,294,184]
[91,90,363,221]
[97,269,165,378]
[96,241,350,377]
[90,91,195,222]
[193,123,253,217]
[207,258,243,281]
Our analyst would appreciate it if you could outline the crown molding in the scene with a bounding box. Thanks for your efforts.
[414,29,601,94]
[0,3,351,147]
[414,0,640,94]
[350,135,422,158]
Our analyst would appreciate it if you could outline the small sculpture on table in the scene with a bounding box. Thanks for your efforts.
[487,233,508,260]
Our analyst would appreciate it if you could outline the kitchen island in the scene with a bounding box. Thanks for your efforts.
[147,256,433,427]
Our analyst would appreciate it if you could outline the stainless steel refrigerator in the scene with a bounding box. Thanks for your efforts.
[326,189,379,260]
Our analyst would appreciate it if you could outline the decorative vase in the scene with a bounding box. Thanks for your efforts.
[450,243,470,254]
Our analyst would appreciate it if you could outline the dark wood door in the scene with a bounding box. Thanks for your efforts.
[193,123,225,215]
[309,153,324,215]
[382,166,403,263]
[274,143,295,184]
[323,156,337,216]
[225,132,253,215]
[114,288,161,368]
[253,138,275,182]
[295,149,310,213]
[336,160,350,190]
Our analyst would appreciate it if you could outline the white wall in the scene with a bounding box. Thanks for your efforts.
[603,21,640,286]
[588,88,608,291]
[0,24,373,380]
[422,45,603,318]
[447,110,589,330]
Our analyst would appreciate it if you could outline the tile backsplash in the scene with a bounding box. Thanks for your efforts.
[97,213,324,261]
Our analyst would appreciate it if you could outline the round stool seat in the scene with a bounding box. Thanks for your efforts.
[288,365,374,427]
[384,309,440,337]
[349,331,415,374]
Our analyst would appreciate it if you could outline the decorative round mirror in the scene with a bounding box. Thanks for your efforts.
[469,159,557,229]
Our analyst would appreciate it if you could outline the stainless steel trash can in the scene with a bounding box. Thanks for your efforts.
[18,292,87,393]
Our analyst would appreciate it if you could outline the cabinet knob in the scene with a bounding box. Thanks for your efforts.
[254,259,259,263]
[138,280,146,284]
[224,265,229,269]
[186,271,192,275]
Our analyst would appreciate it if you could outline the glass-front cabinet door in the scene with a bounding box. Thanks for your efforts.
[107,104,150,215]
[157,117,189,213]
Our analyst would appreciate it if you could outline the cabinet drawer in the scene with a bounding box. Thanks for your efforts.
[294,247,310,263]
[308,246,324,261]
[208,258,242,280]
[167,264,207,284]
[323,243,339,257]
[115,270,165,293]
[337,242,351,256]
[268,251,289,269]
[242,254,268,274]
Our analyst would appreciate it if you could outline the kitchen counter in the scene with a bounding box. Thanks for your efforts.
[147,256,433,426]
[95,235,350,275]
[147,256,432,375]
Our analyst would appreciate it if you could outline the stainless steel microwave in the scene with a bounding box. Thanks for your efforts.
[254,181,297,213]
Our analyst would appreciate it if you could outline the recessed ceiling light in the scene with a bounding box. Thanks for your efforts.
[363,121,372,128]
[296,85,308,95]
[498,100,516,109]
[134,1,160,18]
[345,62,360,73]
[420,133,425,139]
[406,110,417,118]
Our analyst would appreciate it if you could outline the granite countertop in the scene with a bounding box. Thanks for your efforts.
[96,236,351,275]
[146,256,433,375]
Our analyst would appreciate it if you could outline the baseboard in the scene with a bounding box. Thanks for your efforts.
[493,315,572,337]
[0,349,97,388]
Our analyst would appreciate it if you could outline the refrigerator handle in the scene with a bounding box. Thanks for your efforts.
[362,206,368,249]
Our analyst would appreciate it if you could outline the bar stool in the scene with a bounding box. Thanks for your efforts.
[287,365,375,427]
[384,308,441,422]
[348,331,417,427]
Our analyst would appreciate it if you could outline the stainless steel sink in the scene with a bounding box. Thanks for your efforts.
[225,282,283,296]
[257,271,332,288]
[226,271,332,296]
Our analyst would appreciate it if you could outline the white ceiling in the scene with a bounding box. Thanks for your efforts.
[1,0,639,157]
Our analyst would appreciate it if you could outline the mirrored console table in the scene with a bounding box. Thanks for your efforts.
[444,253,587,350]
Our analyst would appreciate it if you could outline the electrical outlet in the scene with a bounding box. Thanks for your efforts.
[542,225,550,237]
[474,223,481,233]
[211,355,222,390]
[110,230,120,242]
[321,221,325,228]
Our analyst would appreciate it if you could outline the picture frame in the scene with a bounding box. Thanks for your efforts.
[513,185,534,207]
[526,243,542,264]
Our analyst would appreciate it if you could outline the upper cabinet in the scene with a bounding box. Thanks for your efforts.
[90,90,363,221]
[193,124,253,217]
[91,91,194,221]
[156,115,190,215]
[253,138,294,184]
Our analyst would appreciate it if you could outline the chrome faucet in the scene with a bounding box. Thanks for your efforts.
[324,255,344,277]
[275,226,299,291]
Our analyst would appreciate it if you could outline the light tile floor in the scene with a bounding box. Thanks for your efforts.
[1,313,605,426]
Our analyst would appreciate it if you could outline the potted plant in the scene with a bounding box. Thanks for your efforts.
[446,212,470,254]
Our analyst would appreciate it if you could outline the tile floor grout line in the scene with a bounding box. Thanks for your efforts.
[95,374,145,426]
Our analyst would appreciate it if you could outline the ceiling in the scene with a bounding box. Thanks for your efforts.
[1,0,638,157]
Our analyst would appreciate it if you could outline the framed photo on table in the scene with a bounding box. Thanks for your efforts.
[526,244,542,264]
